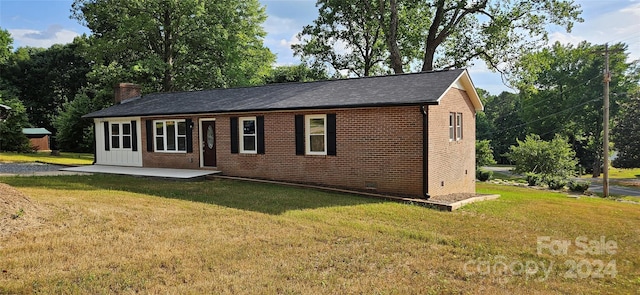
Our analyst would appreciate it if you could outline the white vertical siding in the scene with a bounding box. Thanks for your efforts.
[94,118,143,167]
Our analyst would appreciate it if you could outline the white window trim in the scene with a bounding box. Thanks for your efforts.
[110,122,132,150]
[449,113,455,142]
[239,116,257,154]
[154,120,187,153]
[305,114,327,156]
[456,113,463,141]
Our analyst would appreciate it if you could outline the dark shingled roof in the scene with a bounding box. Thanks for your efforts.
[84,69,467,118]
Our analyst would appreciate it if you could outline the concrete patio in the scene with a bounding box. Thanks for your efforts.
[62,165,221,179]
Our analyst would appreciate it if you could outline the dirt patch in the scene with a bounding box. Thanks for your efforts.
[429,193,479,204]
[0,183,48,237]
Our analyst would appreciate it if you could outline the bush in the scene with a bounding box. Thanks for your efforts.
[545,176,568,190]
[476,169,493,181]
[506,134,578,178]
[525,172,542,186]
[568,180,590,193]
[476,140,497,167]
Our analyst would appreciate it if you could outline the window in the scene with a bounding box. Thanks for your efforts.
[240,117,257,153]
[110,122,132,149]
[306,114,327,155]
[456,113,463,140]
[449,112,463,141]
[449,113,455,141]
[154,120,187,152]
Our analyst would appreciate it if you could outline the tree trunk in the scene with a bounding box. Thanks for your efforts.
[380,0,404,74]
[421,46,436,72]
[592,157,601,178]
[162,8,174,92]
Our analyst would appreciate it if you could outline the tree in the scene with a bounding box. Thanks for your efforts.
[72,0,275,92]
[54,90,105,153]
[296,0,582,76]
[476,139,496,167]
[293,0,389,77]
[515,41,639,175]
[612,96,640,168]
[264,64,329,84]
[0,38,92,134]
[0,96,30,152]
[476,91,526,164]
[0,28,12,63]
[507,134,577,178]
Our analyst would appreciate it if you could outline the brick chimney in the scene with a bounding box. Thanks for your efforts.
[114,83,142,104]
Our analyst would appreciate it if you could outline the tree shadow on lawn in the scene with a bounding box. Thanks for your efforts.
[0,174,385,215]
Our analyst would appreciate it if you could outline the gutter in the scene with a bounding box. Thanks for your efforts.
[421,105,430,199]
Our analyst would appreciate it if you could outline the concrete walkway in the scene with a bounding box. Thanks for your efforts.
[62,165,221,179]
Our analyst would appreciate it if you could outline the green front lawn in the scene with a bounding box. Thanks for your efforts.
[0,151,93,166]
[0,175,638,294]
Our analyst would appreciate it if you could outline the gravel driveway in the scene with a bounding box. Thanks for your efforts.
[0,163,91,177]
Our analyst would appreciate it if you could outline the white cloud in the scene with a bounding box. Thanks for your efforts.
[263,15,299,37]
[9,25,79,48]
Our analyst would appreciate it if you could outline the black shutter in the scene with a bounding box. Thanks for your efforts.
[327,114,336,156]
[186,118,193,153]
[295,114,304,155]
[131,120,138,151]
[257,116,265,154]
[145,119,153,152]
[230,117,239,154]
[103,121,110,151]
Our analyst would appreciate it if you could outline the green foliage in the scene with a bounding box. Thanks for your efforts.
[613,97,640,168]
[0,27,12,63]
[0,38,92,134]
[544,176,568,190]
[296,0,582,75]
[264,64,329,84]
[475,139,497,167]
[475,169,493,182]
[568,180,590,193]
[525,173,543,186]
[0,96,31,152]
[507,134,578,178]
[293,0,390,77]
[475,90,526,164]
[514,42,639,174]
[72,0,274,92]
[54,90,106,153]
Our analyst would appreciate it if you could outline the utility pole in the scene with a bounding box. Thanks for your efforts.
[603,44,610,198]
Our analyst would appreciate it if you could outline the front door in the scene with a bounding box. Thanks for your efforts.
[202,121,217,167]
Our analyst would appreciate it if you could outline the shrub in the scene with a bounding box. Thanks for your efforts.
[525,172,542,186]
[476,140,497,167]
[476,169,493,181]
[568,180,590,193]
[506,134,578,178]
[545,176,568,190]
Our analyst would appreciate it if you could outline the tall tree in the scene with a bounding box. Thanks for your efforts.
[0,96,30,152]
[72,0,275,92]
[515,42,639,175]
[0,38,92,134]
[265,64,329,84]
[612,96,640,168]
[296,0,582,76]
[0,28,12,64]
[293,0,390,77]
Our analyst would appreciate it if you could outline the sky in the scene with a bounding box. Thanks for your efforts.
[1,0,639,95]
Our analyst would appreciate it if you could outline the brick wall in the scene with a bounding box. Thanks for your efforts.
[141,116,202,169]
[215,106,424,196]
[139,89,476,197]
[427,88,476,195]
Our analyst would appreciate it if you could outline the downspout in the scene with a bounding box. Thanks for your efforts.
[421,105,430,199]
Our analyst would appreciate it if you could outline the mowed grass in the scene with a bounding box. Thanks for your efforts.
[1,175,639,294]
[0,151,94,166]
